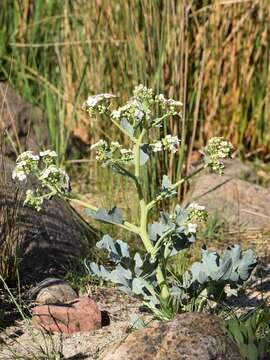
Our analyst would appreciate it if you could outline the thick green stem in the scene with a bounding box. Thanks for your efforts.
[139,200,170,299]
[134,129,170,299]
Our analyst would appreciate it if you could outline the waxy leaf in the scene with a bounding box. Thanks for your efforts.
[84,206,123,225]
[140,144,150,166]
[161,175,171,190]
[96,234,130,263]
[85,234,159,305]
[189,245,258,286]
[120,118,134,137]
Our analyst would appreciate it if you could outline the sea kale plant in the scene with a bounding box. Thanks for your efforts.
[12,85,258,319]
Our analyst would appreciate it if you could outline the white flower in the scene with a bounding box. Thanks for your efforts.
[133,84,153,105]
[204,137,234,175]
[111,99,148,123]
[40,150,58,158]
[134,107,144,121]
[39,165,70,192]
[155,94,183,107]
[120,148,134,161]
[187,223,197,234]
[111,141,121,148]
[188,203,206,211]
[188,203,208,222]
[40,165,59,180]
[111,109,121,119]
[17,151,39,162]
[152,141,163,152]
[13,151,40,181]
[162,134,180,153]
[24,189,44,211]
[167,99,183,107]
[82,93,115,116]
[111,103,132,120]
[120,148,133,155]
[156,94,166,103]
[90,139,108,150]
[85,94,115,107]
[12,163,27,181]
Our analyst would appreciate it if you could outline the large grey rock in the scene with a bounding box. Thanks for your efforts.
[0,157,97,283]
[185,159,270,230]
[102,312,241,360]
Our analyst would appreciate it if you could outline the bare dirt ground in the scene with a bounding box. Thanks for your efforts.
[0,287,142,359]
[0,260,269,360]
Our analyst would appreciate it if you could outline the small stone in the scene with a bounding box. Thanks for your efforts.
[102,312,241,360]
[29,278,78,304]
[32,297,102,334]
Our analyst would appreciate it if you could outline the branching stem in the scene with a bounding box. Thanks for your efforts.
[147,164,205,211]
[67,197,139,234]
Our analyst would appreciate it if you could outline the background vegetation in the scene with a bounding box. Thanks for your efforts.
[1,1,270,157]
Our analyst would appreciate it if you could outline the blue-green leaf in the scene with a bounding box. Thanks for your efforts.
[84,206,123,225]
[162,175,171,190]
[120,118,134,137]
[96,234,130,263]
[140,144,150,166]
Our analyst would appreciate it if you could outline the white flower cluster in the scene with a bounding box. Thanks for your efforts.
[188,203,206,211]
[204,137,234,175]
[188,203,208,222]
[24,189,44,212]
[82,93,115,116]
[40,150,57,158]
[119,148,134,161]
[112,99,150,123]
[12,151,40,181]
[187,223,198,234]
[152,141,163,153]
[13,149,70,211]
[91,139,134,163]
[39,165,70,192]
[133,84,153,105]
[40,150,57,165]
[155,94,183,115]
[151,135,180,154]
[109,85,183,127]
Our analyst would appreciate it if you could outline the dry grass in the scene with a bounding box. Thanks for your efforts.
[1,1,270,152]
[0,0,270,202]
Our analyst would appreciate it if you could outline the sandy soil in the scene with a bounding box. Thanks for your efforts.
[0,261,269,360]
[0,287,141,360]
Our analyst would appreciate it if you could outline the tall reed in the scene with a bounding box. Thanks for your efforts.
[1,0,269,199]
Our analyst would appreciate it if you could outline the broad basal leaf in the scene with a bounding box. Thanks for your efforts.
[96,234,130,263]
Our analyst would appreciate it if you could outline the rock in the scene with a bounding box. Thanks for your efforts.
[0,157,98,283]
[0,82,49,159]
[32,297,102,334]
[0,82,89,160]
[102,312,241,360]
[29,278,77,304]
[185,159,270,230]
